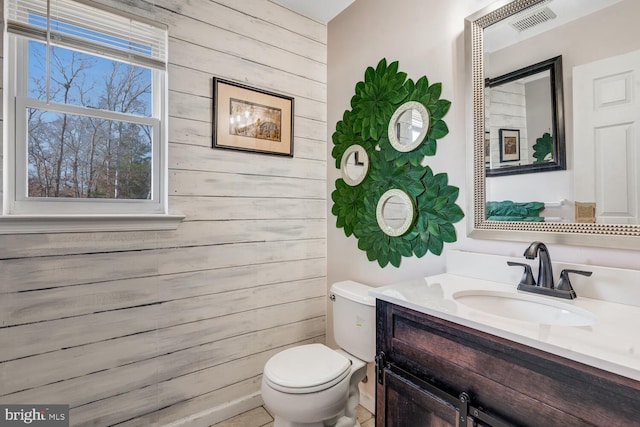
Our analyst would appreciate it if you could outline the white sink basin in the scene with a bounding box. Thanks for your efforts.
[453,290,597,326]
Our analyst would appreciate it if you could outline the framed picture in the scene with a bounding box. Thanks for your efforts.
[212,78,294,156]
[499,128,520,162]
[484,131,491,164]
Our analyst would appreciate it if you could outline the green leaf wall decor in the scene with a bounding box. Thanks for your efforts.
[533,132,553,163]
[331,58,464,267]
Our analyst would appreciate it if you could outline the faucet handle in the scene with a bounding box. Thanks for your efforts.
[557,269,592,292]
[507,261,536,286]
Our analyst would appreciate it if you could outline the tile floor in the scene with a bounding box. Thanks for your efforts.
[211,404,374,427]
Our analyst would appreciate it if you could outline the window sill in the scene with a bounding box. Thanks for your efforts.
[0,214,185,234]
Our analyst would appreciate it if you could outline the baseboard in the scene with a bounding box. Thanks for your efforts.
[163,392,264,427]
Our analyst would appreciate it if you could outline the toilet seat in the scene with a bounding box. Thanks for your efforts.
[263,343,352,394]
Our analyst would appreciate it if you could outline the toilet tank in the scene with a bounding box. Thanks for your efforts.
[330,281,376,362]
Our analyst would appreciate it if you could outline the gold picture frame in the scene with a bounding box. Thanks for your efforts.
[212,78,294,156]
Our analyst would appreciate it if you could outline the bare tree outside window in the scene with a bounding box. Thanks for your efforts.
[27,42,153,200]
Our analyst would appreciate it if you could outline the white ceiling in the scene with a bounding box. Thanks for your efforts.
[271,0,355,23]
[484,0,623,52]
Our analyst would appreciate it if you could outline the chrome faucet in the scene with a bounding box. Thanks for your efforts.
[523,241,554,288]
[507,241,592,300]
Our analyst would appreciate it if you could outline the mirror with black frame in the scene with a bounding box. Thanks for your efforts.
[465,0,640,248]
[485,56,565,177]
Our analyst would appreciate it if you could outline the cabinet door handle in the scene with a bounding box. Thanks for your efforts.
[375,351,386,385]
[458,392,470,426]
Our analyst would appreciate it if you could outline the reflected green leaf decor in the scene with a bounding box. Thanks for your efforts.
[533,132,553,163]
[331,58,464,267]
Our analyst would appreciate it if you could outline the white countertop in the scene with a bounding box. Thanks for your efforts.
[370,273,640,382]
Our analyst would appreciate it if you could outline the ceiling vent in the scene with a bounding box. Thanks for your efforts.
[509,5,557,32]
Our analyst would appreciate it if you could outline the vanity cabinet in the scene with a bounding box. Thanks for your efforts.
[375,301,640,426]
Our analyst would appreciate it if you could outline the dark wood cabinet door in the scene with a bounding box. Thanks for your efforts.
[377,367,478,427]
[376,300,640,427]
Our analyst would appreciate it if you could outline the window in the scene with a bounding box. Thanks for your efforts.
[5,0,170,220]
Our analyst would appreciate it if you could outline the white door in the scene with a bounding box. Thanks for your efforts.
[574,49,640,224]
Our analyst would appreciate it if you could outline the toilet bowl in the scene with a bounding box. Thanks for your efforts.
[261,344,366,427]
[261,281,375,427]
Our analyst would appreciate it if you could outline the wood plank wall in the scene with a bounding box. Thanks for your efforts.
[486,82,529,165]
[0,1,327,425]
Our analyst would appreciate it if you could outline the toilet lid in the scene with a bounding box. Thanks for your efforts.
[264,343,352,393]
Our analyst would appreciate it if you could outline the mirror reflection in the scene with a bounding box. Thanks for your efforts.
[467,0,640,243]
[388,101,429,152]
[341,144,369,186]
[397,109,424,146]
[376,189,414,236]
[484,56,565,177]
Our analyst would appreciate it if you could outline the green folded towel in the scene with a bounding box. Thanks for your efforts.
[486,201,544,221]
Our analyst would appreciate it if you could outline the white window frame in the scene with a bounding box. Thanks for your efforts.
[2,0,182,233]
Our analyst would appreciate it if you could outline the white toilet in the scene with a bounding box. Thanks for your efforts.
[261,281,376,427]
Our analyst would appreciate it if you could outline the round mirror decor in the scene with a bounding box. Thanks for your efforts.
[376,189,414,236]
[340,144,369,186]
[388,101,430,152]
[331,58,464,267]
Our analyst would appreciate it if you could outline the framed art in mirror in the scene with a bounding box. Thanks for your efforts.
[485,56,565,177]
[498,128,520,163]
